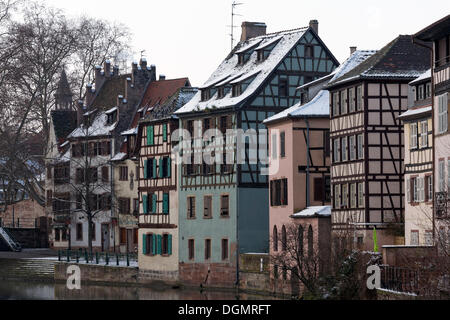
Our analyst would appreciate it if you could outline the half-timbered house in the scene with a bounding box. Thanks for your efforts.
[263,49,375,293]
[398,70,433,246]
[326,35,430,250]
[174,20,339,287]
[137,78,195,280]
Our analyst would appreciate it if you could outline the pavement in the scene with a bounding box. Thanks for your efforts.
[0,248,58,259]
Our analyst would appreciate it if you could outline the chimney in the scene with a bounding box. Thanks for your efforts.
[350,46,357,55]
[104,60,111,78]
[309,20,319,35]
[159,74,166,81]
[85,84,94,106]
[240,22,267,42]
[139,58,147,70]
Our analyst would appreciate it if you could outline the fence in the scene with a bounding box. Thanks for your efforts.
[58,249,137,267]
[0,217,40,229]
[380,265,419,295]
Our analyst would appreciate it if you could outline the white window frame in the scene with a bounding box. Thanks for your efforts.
[333,92,339,116]
[413,177,418,202]
[425,231,433,246]
[348,88,355,113]
[342,184,348,208]
[439,160,445,192]
[410,122,418,149]
[357,134,364,159]
[420,121,428,148]
[358,182,364,208]
[411,230,419,246]
[342,136,348,162]
[340,90,347,114]
[427,175,433,202]
[356,86,363,111]
[334,184,341,209]
[333,138,340,163]
[349,135,356,161]
[438,93,448,134]
[350,183,357,208]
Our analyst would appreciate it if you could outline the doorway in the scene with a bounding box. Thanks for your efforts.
[101,223,110,252]
[126,229,134,253]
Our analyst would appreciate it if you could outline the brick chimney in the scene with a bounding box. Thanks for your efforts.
[104,60,111,78]
[159,74,166,81]
[350,46,357,55]
[240,22,267,42]
[309,20,319,35]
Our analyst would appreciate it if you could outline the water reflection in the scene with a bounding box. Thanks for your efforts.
[0,280,277,300]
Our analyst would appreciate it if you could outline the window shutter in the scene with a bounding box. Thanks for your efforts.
[163,193,169,214]
[159,158,163,178]
[406,178,410,203]
[167,157,171,177]
[142,234,147,254]
[168,234,172,255]
[410,179,414,203]
[144,160,148,179]
[143,195,148,214]
[152,159,157,178]
[157,235,162,255]
[163,123,167,142]
[152,194,157,214]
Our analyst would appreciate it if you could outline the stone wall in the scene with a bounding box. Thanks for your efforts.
[6,228,48,248]
[179,262,237,289]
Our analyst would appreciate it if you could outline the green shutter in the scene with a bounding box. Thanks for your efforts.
[144,160,148,179]
[163,193,169,214]
[157,235,162,255]
[168,234,172,255]
[147,126,154,145]
[163,124,167,142]
[152,158,157,178]
[152,234,157,255]
[143,195,148,214]
[142,234,147,254]
[152,194,157,214]
[159,158,163,178]
[167,157,171,177]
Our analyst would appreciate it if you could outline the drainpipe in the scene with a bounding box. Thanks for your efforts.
[306,118,311,208]
[412,37,434,240]
[235,158,240,287]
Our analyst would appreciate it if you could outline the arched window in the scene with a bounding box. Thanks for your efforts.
[273,225,278,252]
[308,225,314,257]
[298,225,304,257]
[282,225,287,251]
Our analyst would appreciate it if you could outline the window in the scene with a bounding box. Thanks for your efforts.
[417,85,424,100]
[340,90,347,114]
[341,137,348,162]
[411,230,419,246]
[349,88,355,112]
[55,229,60,242]
[61,229,67,241]
[221,239,229,260]
[271,133,278,160]
[305,45,314,58]
[334,185,341,209]
[333,138,340,163]
[232,84,242,97]
[102,166,109,183]
[281,225,287,251]
[54,164,69,184]
[439,160,445,192]
[76,223,83,241]
[205,239,211,260]
[119,198,130,215]
[280,131,286,157]
[357,134,364,159]
[425,231,433,246]
[270,179,288,206]
[162,234,169,255]
[420,121,428,148]
[187,196,196,219]
[438,93,448,134]
[120,228,127,244]
[358,183,364,208]
[426,175,433,202]
[356,86,363,111]
[350,183,357,208]
[201,89,211,101]
[220,195,229,217]
[273,226,278,252]
[203,118,211,132]
[204,196,212,218]
[188,239,195,260]
[161,157,171,178]
[342,184,348,208]
[107,111,117,125]
[410,123,418,149]
[279,78,288,97]
[349,136,356,161]
[314,178,324,202]
[425,83,431,98]
[332,92,339,116]
[133,198,139,214]
[324,130,330,157]
[119,166,128,181]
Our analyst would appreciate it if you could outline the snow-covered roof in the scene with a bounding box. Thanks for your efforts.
[121,127,138,136]
[264,90,330,123]
[265,50,377,124]
[398,106,432,120]
[111,152,127,161]
[176,27,309,114]
[68,113,117,138]
[105,107,118,115]
[409,68,431,85]
[292,206,331,218]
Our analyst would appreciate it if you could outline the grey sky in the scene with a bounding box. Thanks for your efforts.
[45,0,449,86]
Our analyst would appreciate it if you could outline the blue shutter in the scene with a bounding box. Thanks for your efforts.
[144,160,148,179]
[142,234,147,254]
[163,123,167,142]
[143,195,148,214]
[152,194,157,214]
[168,234,172,255]
[146,126,150,145]
[163,193,169,214]
[167,157,171,178]
[152,158,157,178]
[159,158,163,178]
[152,234,157,255]
[157,235,162,255]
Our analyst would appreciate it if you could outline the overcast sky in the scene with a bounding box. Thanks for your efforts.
[44,0,449,86]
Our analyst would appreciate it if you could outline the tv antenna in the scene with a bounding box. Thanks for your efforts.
[229,1,244,50]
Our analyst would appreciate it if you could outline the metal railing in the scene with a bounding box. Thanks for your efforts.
[57,249,137,267]
[380,265,419,295]
[0,217,39,229]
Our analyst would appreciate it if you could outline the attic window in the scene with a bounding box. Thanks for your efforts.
[232,84,242,97]
[217,87,225,99]
[257,50,264,62]
[305,45,314,58]
[279,78,288,97]
[238,54,245,65]
[107,111,117,125]
[201,89,211,101]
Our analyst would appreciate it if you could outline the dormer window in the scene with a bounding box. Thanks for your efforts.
[417,85,424,101]
[107,111,117,125]
[201,89,211,101]
[218,87,225,99]
[257,50,264,62]
[232,84,242,97]
[238,54,245,65]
